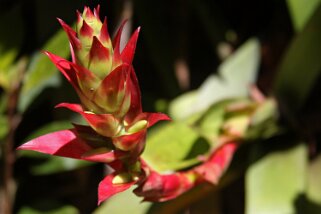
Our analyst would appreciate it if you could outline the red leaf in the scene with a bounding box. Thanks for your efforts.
[113,130,146,152]
[125,67,142,123]
[17,129,91,159]
[93,64,129,113]
[89,36,110,63]
[98,173,135,205]
[83,6,95,21]
[45,52,100,103]
[56,103,120,137]
[193,143,238,184]
[80,20,94,37]
[99,18,111,45]
[45,52,79,89]
[134,170,193,202]
[93,5,100,19]
[82,150,127,163]
[57,18,81,51]
[121,27,140,65]
[112,21,127,67]
[134,112,171,128]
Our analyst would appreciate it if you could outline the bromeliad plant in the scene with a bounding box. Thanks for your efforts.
[17,5,271,204]
[18,5,169,204]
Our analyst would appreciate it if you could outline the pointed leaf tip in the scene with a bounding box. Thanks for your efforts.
[113,20,128,51]
[89,36,110,62]
[17,129,91,159]
[44,52,80,89]
[99,17,111,44]
[84,6,94,18]
[98,173,135,205]
[57,18,80,50]
[130,113,170,129]
[80,20,94,37]
[94,5,101,18]
[56,103,120,137]
[121,26,141,65]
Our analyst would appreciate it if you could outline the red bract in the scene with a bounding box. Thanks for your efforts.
[134,143,238,202]
[17,5,239,205]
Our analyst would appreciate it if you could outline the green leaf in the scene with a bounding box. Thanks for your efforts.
[94,187,152,214]
[0,5,23,89]
[18,28,70,112]
[220,38,259,91]
[23,120,72,142]
[245,99,280,140]
[168,90,198,120]
[286,0,321,31]
[245,144,307,214]
[142,122,210,173]
[250,99,277,126]
[30,156,91,175]
[307,153,321,204]
[196,38,259,111]
[18,205,78,214]
[196,100,231,145]
[169,38,260,120]
[273,5,321,114]
[163,39,260,172]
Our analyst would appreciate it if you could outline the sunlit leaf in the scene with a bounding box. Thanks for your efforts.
[197,38,259,110]
[94,187,152,214]
[307,153,321,204]
[245,143,307,214]
[169,38,260,120]
[220,38,259,91]
[286,0,321,31]
[245,99,280,140]
[196,100,230,145]
[19,28,70,112]
[250,99,277,126]
[169,90,198,120]
[142,122,210,173]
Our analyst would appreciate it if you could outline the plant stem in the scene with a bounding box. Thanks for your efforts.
[1,59,25,214]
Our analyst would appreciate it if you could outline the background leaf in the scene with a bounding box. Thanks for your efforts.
[286,0,321,32]
[0,5,23,89]
[94,187,152,214]
[307,154,321,204]
[18,28,70,112]
[18,205,78,214]
[273,5,321,115]
[142,121,210,172]
[169,38,260,120]
[245,143,307,214]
